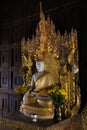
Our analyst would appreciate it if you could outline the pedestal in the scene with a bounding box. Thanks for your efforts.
[0,112,74,130]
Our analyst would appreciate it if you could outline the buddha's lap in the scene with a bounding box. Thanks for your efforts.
[24,95,53,107]
[22,104,54,118]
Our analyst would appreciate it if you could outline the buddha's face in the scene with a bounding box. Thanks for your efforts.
[36,61,45,72]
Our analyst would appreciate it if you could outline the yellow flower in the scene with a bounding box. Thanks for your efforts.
[59,89,66,95]
[46,84,66,106]
[13,85,29,94]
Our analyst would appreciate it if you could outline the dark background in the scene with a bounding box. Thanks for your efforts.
[0,0,87,111]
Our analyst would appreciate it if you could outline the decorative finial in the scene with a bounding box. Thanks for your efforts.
[40,1,42,14]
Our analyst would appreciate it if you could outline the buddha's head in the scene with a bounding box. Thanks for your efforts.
[36,60,45,72]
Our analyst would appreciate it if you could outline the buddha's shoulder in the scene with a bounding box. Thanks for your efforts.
[32,72,38,76]
[32,71,50,77]
[32,72,41,77]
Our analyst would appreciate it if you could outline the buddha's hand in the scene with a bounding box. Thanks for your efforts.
[30,92,38,97]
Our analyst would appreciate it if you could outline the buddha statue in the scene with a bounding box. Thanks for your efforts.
[20,59,55,119]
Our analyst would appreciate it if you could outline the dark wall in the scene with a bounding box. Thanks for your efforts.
[79,2,87,110]
[0,0,80,41]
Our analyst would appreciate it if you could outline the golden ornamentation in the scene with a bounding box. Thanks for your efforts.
[20,2,81,118]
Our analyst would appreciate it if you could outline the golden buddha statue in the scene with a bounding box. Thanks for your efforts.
[20,59,55,119]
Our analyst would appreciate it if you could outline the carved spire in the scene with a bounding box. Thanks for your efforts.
[40,1,42,14]
[39,1,45,20]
